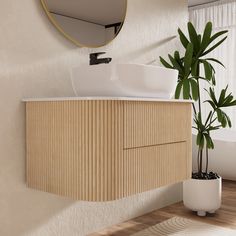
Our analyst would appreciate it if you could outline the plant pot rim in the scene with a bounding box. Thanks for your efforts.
[190,176,222,181]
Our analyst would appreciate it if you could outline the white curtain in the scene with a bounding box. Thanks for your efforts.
[189,0,236,129]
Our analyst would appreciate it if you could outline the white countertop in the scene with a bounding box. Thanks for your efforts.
[22,97,193,103]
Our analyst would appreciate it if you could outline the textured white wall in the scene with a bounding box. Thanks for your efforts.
[0,0,188,235]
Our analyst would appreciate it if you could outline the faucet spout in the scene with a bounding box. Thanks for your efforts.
[90,52,112,65]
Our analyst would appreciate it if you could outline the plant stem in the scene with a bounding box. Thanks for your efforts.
[196,67,203,174]
[189,95,197,115]
[197,80,202,118]
[197,148,200,172]
[205,147,209,173]
[206,110,216,128]
[196,63,202,116]
[199,149,203,173]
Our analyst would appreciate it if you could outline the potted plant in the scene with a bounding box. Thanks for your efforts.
[160,22,236,217]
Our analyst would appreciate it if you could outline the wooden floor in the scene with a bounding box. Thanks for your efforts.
[89,180,236,235]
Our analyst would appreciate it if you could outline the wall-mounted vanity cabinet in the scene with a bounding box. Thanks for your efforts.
[24,98,192,201]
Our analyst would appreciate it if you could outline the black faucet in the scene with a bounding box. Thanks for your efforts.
[89,52,112,65]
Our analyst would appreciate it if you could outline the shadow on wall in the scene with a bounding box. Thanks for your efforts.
[23,183,182,236]
[118,36,177,64]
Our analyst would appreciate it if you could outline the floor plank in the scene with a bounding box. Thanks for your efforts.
[89,180,236,235]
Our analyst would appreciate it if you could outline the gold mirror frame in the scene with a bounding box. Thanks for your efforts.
[40,0,128,48]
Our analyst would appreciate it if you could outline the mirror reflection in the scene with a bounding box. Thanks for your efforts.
[41,0,127,47]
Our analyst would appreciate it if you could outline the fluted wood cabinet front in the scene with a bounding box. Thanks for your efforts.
[26,100,192,201]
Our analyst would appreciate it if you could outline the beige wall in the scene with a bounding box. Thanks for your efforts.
[0,0,188,235]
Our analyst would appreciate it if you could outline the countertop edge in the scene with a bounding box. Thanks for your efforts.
[22,97,193,103]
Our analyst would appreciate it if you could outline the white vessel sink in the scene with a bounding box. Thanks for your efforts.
[70,63,178,98]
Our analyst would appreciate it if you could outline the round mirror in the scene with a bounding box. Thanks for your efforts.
[41,0,127,48]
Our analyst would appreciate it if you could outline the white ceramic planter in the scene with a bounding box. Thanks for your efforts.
[183,177,222,216]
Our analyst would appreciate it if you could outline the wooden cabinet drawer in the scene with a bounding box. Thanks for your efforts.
[123,142,191,196]
[25,100,192,201]
[124,101,192,149]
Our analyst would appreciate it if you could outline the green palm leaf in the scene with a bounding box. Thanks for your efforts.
[201,22,212,52]
[209,30,228,44]
[175,81,183,99]
[205,58,225,68]
[184,43,193,74]
[190,79,199,100]
[202,36,227,56]
[183,79,190,99]
[202,60,212,81]
[178,28,190,48]
[188,22,200,53]
[159,56,173,69]
[168,54,183,73]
